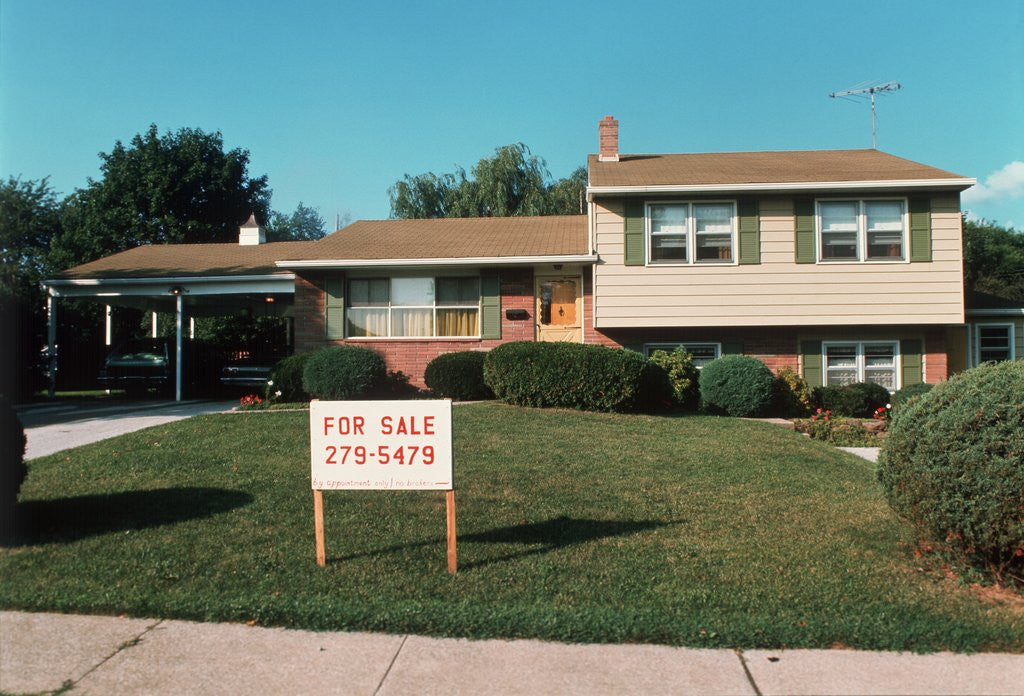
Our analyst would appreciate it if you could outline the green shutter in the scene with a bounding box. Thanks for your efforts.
[802,340,823,388]
[624,200,645,266]
[480,271,501,339]
[794,198,816,264]
[325,276,345,340]
[737,198,760,264]
[901,339,923,386]
[722,342,743,355]
[909,197,932,262]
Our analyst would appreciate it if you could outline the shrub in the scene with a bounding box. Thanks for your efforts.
[698,355,775,417]
[424,351,493,401]
[1,397,27,539]
[772,367,813,417]
[647,348,699,410]
[267,352,315,402]
[817,382,891,418]
[370,371,424,400]
[890,382,933,410]
[877,361,1024,584]
[483,341,650,412]
[301,346,386,400]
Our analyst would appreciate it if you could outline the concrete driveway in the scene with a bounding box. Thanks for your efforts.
[16,399,236,460]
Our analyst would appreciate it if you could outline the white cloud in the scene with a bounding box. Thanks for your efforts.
[962,161,1024,204]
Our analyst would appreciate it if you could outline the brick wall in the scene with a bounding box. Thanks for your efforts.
[924,328,948,383]
[293,269,534,387]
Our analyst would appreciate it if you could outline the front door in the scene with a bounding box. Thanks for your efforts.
[535,275,582,342]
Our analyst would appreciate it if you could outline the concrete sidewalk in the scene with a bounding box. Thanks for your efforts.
[1,612,1021,695]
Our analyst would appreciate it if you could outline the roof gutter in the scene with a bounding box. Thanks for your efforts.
[44,273,295,286]
[966,308,1024,316]
[587,178,976,196]
[276,254,599,269]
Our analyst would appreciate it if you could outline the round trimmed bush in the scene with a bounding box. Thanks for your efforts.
[424,351,493,401]
[647,348,699,410]
[301,346,386,400]
[698,355,775,417]
[878,361,1024,582]
[483,341,650,412]
[890,382,933,410]
[1,398,27,538]
[818,381,891,418]
[268,352,314,402]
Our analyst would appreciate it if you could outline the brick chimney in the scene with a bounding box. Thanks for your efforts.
[238,212,266,245]
[598,115,619,162]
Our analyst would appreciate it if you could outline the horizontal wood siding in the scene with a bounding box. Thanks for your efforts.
[593,195,964,328]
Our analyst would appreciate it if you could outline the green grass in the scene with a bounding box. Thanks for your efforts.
[3,404,1021,652]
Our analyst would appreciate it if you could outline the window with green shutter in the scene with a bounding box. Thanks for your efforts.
[801,340,823,388]
[900,339,923,386]
[909,197,932,262]
[794,199,816,263]
[624,200,645,266]
[324,276,346,340]
[480,272,501,339]
[737,198,760,264]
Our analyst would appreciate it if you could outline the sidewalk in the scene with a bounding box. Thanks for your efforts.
[1,612,1021,695]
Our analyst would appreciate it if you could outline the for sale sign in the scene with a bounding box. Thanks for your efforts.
[310,399,453,491]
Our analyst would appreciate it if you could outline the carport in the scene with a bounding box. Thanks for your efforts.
[41,217,309,401]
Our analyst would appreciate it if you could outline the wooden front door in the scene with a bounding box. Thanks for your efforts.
[535,276,582,342]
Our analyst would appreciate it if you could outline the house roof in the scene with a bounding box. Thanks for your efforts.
[55,241,310,279]
[966,290,1024,311]
[587,149,971,190]
[277,215,590,264]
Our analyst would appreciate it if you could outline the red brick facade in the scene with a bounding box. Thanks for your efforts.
[295,268,949,387]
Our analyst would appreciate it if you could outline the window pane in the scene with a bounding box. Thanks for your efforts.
[822,231,858,259]
[347,308,388,337]
[696,233,733,261]
[391,278,433,306]
[864,368,896,391]
[369,278,389,305]
[864,344,895,367]
[651,235,687,262]
[437,277,480,305]
[820,202,858,260]
[437,308,478,336]
[979,326,1011,361]
[826,345,857,368]
[650,204,687,235]
[866,201,903,231]
[349,279,369,306]
[826,368,858,385]
[391,308,433,336]
[694,203,733,234]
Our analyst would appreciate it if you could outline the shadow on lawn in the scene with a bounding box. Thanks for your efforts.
[2,487,252,546]
[330,515,674,570]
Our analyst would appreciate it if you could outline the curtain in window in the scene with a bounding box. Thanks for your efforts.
[392,308,433,337]
[437,309,478,337]
[347,309,388,337]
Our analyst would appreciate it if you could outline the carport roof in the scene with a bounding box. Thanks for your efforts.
[56,241,311,279]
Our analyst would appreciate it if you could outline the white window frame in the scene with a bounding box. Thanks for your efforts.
[643,342,721,368]
[816,198,909,264]
[822,340,901,391]
[645,200,738,267]
[346,276,482,340]
[973,322,1015,366]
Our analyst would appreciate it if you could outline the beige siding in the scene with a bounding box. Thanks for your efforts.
[593,195,965,328]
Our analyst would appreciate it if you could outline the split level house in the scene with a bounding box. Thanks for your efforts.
[51,117,1016,398]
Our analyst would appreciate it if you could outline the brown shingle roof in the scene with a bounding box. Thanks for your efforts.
[57,241,311,279]
[588,149,968,188]
[280,215,589,262]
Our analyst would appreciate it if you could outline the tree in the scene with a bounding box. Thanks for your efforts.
[0,177,63,398]
[388,143,585,219]
[52,124,271,269]
[963,218,1024,301]
[265,202,329,241]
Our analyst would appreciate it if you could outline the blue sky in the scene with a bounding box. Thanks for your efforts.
[2,0,1022,229]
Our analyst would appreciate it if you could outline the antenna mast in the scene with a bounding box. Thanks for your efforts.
[829,81,902,148]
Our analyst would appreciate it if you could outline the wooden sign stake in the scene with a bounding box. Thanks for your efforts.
[446,490,457,574]
[314,489,326,567]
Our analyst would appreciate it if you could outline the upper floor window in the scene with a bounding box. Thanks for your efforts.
[346,276,480,338]
[818,199,906,262]
[647,201,736,265]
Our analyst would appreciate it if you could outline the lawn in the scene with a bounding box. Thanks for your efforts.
[2,404,1021,652]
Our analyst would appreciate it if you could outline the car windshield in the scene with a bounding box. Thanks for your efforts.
[108,340,167,365]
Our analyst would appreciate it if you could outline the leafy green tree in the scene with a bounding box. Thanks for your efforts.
[52,124,271,268]
[963,218,1024,301]
[388,143,585,219]
[265,202,330,241]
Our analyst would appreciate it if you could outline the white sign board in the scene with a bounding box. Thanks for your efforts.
[310,399,453,491]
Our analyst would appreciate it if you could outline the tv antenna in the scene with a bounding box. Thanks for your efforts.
[829,80,902,148]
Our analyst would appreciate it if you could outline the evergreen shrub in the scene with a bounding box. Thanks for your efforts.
[424,351,493,401]
[1,397,27,539]
[267,352,314,402]
[483,341,651,412]
[890,382,934,410]
[816,382,891,418]
[698,355,775,417]
[772,367,813,417]
[877,361,1024,584]
[301,346,386,400]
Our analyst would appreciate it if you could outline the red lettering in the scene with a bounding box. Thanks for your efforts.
[353,416,365,435]
[380,416,392,435]
[323,416,334,436]
[423,415,434,435]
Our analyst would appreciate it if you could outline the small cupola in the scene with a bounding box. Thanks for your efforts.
[238,212,266,245]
